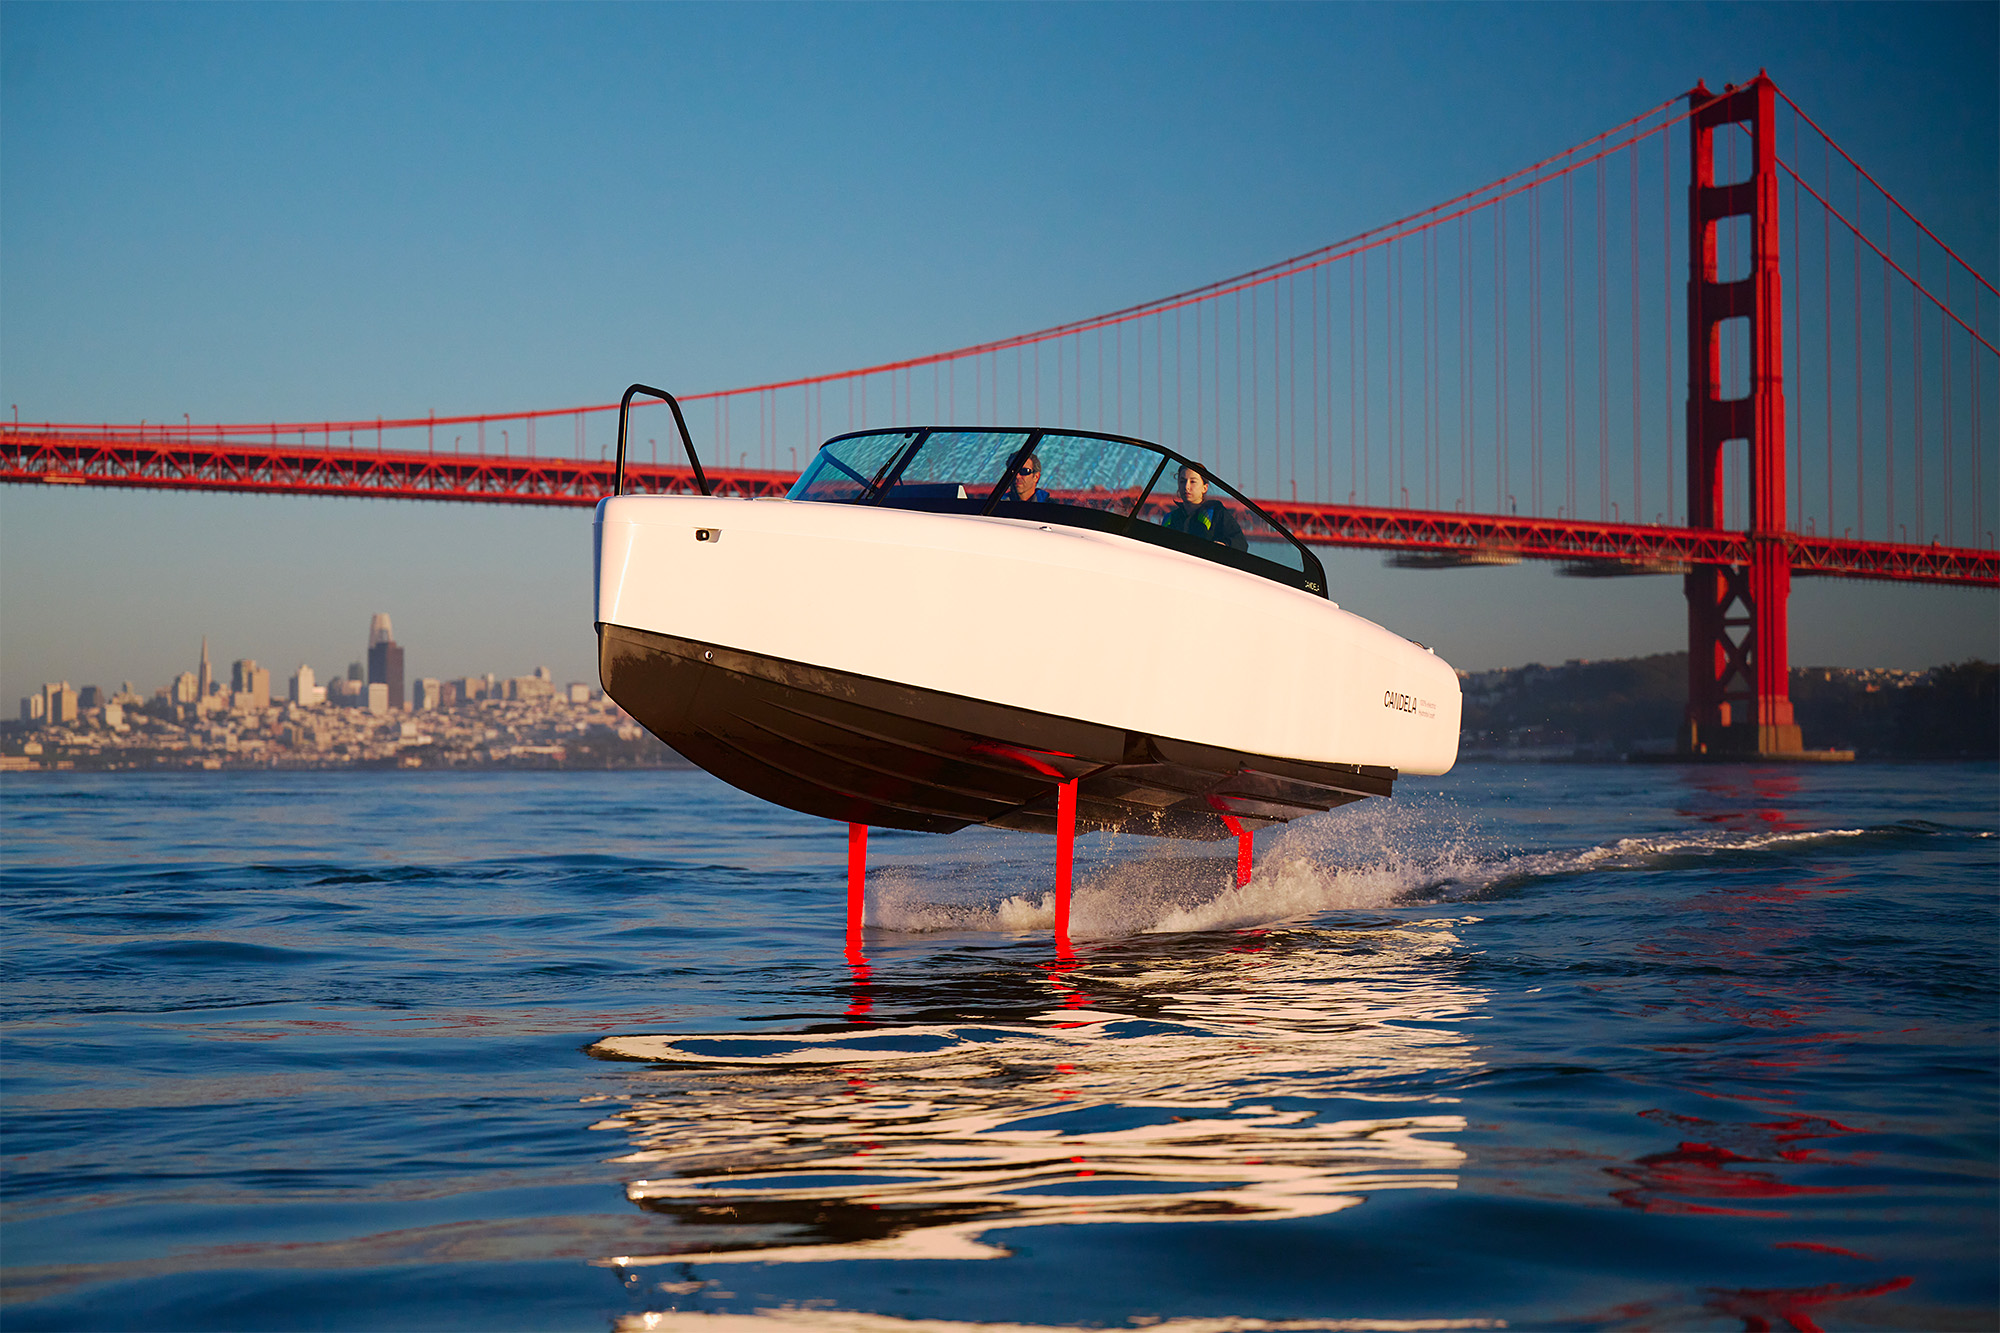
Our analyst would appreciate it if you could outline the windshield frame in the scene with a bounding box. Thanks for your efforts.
[796,425,1328,598]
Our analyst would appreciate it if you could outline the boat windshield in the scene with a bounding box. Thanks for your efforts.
[787,428,1327,597]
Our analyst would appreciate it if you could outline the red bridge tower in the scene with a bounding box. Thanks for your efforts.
[1681,74,1811,758]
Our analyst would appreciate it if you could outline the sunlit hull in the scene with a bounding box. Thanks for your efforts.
[594,494,1460,839]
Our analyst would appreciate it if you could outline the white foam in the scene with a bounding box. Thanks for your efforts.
[862,801,1878,943]
[866,801,1482,941]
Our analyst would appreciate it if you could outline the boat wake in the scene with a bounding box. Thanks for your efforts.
[865,802,1917,942]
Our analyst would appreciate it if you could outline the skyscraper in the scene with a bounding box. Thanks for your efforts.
[198,637,212,700]
[366,613,405,711]
[231,660,270,710]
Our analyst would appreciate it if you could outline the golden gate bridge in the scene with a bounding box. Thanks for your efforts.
[5,74,1995,757]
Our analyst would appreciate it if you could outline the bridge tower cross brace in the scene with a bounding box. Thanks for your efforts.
[1680,74,1804,758]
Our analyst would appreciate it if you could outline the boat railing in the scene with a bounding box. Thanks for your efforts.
[614,385,709,498]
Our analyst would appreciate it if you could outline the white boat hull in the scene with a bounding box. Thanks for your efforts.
[595,494,1460,838]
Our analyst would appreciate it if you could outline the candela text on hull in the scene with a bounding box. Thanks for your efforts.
[595,389,1461,847]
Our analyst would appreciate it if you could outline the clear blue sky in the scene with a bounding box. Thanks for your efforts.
[3,2,1995,706]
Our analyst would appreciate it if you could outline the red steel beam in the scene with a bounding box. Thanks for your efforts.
[1259,497,1997,586]
[5,429,1995,587]
[0,428,792,503]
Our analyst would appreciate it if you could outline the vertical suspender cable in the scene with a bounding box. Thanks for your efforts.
[1393,241,1402,502]
[1884,193,1895,538]
[1312,268,1321,500]
[1662,129,1674,525]
[1424,227,1433,508]
[1971,277,1982,545]
[1235,290,1245,485]
[1823,134,1834,539]
[1624,140,1640,520]
[1497,205,1507,512]
[1050,334,1058,429]
[1251,287,1260,494]
[1463,214,1472,509]
[1530,182,1542,515]
[1941,267,1954,544]
[1914,249,1925,540]
[1457,217,1467,508]
[1434,215,1444,509]
[1598,159,1610,520]
[1288,274,1297,498]
[1286,274,1295,497]
[1565,168,1577,519]
[1352,256,1368,500]
[1790,111,1804,534]
[1853,169,1865,538]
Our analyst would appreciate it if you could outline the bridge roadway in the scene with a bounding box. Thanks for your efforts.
[4,427,1994,588]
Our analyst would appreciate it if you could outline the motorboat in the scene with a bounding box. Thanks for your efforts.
[595,386,1459,948]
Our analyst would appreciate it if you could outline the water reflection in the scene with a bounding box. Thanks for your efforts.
[1674,769,1811,834]
[1699,1273,1914,1331]
[1607,1109,1871,1218]
[586,922,1484,1271]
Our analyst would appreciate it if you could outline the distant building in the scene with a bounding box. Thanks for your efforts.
[439,680,461,708]
[172,671,200,705]
[507,674,554,702]
[78,686,103,711]
[20,693,45,722]
[43,683,77,725]
[413,678,443,711]
[457,676,487,702]
[231,659,271,710]
[566,682,592,704]
[326,676,366,707]
[365,682,389,715]
[198,637,212,701]
[366,613,405,711]
[290,664,326,706]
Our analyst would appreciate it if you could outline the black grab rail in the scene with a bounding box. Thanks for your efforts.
[614,384,710,498]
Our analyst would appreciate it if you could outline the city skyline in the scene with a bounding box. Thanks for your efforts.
[3,4,1994,701]
[15,609,585,727]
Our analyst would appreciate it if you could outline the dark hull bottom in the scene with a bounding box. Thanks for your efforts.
[598,622,1395,841]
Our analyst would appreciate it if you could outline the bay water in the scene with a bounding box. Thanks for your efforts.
[2,763,1994,1330]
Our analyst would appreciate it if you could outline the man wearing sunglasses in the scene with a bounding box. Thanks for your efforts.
[1001,455,1052,504]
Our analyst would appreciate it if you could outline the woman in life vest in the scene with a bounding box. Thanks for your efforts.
[1160,464,1248,551]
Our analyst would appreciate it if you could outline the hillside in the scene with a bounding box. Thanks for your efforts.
[1459,654,1997,759]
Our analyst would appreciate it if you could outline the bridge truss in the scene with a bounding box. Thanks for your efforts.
[4,424,1989,589]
